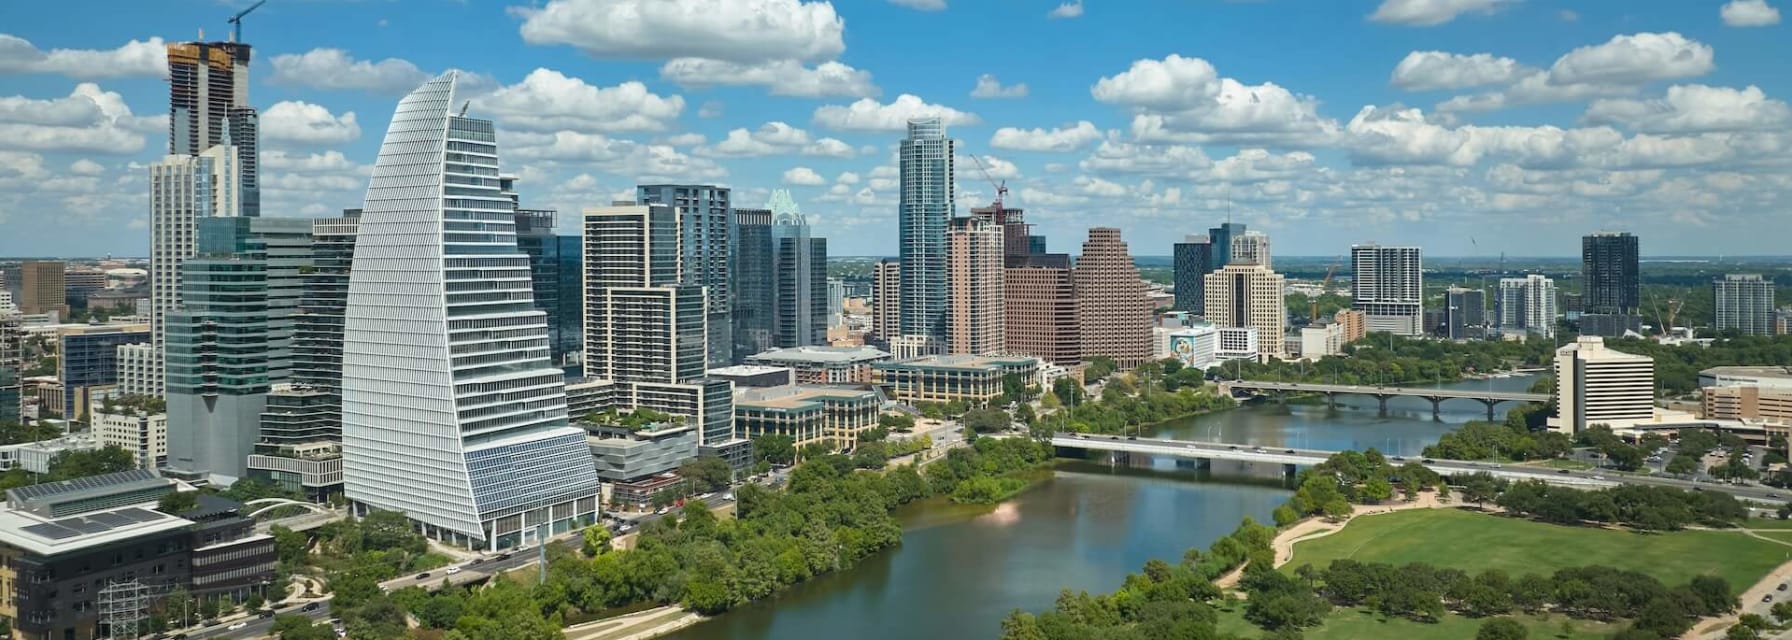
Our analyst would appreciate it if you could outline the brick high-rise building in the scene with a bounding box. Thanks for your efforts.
[947,217,1005,356]
[1074,228,1153,368]
[18,261,68,317]
[872,258,901,344]
[1003,254,1079,366]
[1205,264,1287,359]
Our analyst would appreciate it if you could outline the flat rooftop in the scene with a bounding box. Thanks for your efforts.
[877,354,1038,370]
[708,365,791,376]
[736,384,877,410]
[0,504,192,557]
[746,345,892,364]
[1701,366,1792,381]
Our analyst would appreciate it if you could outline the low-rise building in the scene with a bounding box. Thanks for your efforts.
[706,365,795,389]
[582,420,699,484]
[1165,324,1219,369]
[0,433,103,474]
[1216,327,1261,364]
[745,345,892,384]
[873,355,1039,405]
[87,391,167,470]
[609,474,687,510]
[1698,366,1792,392]
[1702,386,1792,425]
[0,471,275,640]
[246,441,344,503]
[1299,321,1346,359]
[733,385,880,454]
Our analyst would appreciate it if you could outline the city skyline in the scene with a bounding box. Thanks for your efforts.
[2,1,1791,260]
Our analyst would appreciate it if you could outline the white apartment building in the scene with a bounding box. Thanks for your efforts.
[1350,244,1423,336]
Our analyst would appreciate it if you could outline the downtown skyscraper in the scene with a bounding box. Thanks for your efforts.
[1350,244,1424,336]
[339,73,600,549]
[1714,274,1775,336]
[1497,274,1558,338]
[1172,235,1212,314]
[637,184,734,367]
[946,216,1005,356]
[166,39,259,217]
[1581,232,1641,337]
[897,117,955,350]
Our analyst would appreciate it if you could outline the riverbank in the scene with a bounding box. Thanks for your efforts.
[565,605,704,640]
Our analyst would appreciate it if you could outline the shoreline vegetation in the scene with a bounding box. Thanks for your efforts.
[998,446,1772,640]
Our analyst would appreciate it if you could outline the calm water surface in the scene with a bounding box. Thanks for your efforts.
[666,375,1538,640]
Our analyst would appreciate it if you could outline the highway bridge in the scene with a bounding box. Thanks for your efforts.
[1049,433,1789,504]
[1219,380,1550,419]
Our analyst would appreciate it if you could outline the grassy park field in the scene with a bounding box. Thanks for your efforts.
[1216,607,1620,640]
[1284,508,1788,591]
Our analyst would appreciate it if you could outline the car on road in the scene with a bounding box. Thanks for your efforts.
[1771,493,1783,499]
[1228,445,1239,450]
[1252,447,1264,453]
[496,553,511,561]
[227,622,248,631]
[446,566,461,575]
[1557,469,1571,474]
[1284,449,1296,454]
[723,493,735,501]
[415,572,430,580]
[1126,436,1137,440]
[303,602,320,612]
[619,524,634,532]
[470,558,483,565]
[1391,456,1405,462]
[656,506,670,515]
[260,609,276,619]
[1778,583,1787,592]
[1421,458,1436,464]
[1764,594,1774,603]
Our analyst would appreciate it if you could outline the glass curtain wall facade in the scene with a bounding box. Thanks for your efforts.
[898,118,955,344]
[339,73,600,549]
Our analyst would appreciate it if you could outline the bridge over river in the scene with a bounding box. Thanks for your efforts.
[1218,380,1549,419]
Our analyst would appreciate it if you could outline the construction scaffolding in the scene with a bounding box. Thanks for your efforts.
[97,579,155,640]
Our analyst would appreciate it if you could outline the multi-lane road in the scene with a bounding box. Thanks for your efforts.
[1052,433,1792,504]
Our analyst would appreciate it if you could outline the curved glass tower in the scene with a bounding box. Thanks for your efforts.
[341,72,600,549]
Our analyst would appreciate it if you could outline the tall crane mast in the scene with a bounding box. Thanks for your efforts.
[967,154,1008,211]
[229,0,268,43]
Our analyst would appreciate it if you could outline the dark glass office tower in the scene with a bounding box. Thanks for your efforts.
[1581,232,1640,336]
[1173,235,1213,314]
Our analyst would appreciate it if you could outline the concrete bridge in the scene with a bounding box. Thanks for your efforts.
[1218,380,1549,419]
[1049,433,1616,488]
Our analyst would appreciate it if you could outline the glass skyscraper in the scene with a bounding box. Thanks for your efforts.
[1581,232,1640,336]
[340,73,600,549]
[898,118,955,347]
[637,184,734,367]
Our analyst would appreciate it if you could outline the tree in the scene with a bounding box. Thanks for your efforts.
[273,615,336,640]
[1359,477,1394,504]
[678,455,734,493]
[156,490,199,514]
[46,446,135,480]
[1667,454,1701,476]
[1052,377,1085,408]
[964,408,1012,434]
[752,434,796,465]
[1476,618,1528,640]
[1459,472,1504,507]
[1321,498,1352,520]
[582,524,612,557]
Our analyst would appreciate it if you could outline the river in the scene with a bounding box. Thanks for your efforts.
[666,374,1540,640]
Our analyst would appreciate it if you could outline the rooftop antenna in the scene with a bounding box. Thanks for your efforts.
[228,0,267,43]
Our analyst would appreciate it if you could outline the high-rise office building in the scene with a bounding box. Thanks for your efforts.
[637,184,734,367]
[1208,222,1246,267]
[62,268,107,308]
[732,207,776,360]
[872,258,901,344]
[1350,244,1423,336]
[18,261,68,318]
[1548,336,1654,435]
[0,314,19,423]
[772,204,829,349]
[969,204,1031,263]
[1230,231,1271,268]
[1075,228,1154,368]
[1714,274,1775,336]
[1173,235,1213,314]
[1444,287,1484,340]
[1003,254,1080,366]
[898,118,955,344]
[163,256,270,484]
[146,140,244,395]
[166,39,258,218]
[947,217,1005,356]
[1581,232,1640,336]
[582,203,708,385]
[340,73,600,549]
[58,325,149,421]
[1497,275,1557,338]
[1205,264,1286,358]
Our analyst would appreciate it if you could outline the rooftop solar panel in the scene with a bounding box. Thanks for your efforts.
[57,518,112,535]
[112,508,161,523]
[87,512,132,527]
[21,523,81,540]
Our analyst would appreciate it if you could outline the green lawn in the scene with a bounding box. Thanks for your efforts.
[1747,518,1792,531]
[1216,606,1619,640]
[1284,508,1788,590]
[1531,458,1595,470]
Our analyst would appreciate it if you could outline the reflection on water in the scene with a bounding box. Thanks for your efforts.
[665,376,1537,640]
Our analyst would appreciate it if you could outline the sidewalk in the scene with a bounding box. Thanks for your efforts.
[563,606,704,640]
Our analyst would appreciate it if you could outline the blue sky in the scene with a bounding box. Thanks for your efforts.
[1,0,1789,259]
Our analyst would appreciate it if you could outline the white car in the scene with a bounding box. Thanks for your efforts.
[445,566,462,575]
[656,506,670,515]
[723,493,736,501]
[227,622,249,631]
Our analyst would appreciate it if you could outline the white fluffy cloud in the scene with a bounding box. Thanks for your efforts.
[505,130,728,183]
[1433,32,1716,113]
[1048,1,1084,19]
[697,121,855,158]
[889,0,946,10]
[0,34,166,79]
[1584,85,1792,134]
[1722,0,1782,26]
[812,94,980,132]
[1092,54,1338,146]
[268,48,432,94]
[475,69,684,132]
[1390,52,1527,91]
[989,121,1102,152]
[0,84,156,153]
[1368,0,1512,26]
[1548,32,1713,87]
[513,0,845,64]
[970,74,1028,99]
[660,58,877,97]
[261,101,362,145]
[782,166,826,185]
[1077,139,1212,177]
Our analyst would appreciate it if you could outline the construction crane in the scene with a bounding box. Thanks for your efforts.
[229,0,268,43]
[1310,261,1340,322]
[967,154,1009,211]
